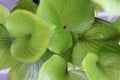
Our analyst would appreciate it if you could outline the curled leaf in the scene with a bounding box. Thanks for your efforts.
[6,10,53,63]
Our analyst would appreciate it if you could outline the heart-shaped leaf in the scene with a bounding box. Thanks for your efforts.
[9,59,43,80]
[48,27,72,54]
[36,0,94,53]
[12,0,38,13]
[0,4,10,25]
[92,0,120,17]
[82,53,120,80]
[0,25,18,70]
[38,55,87,80]
[6,10,53,63]
[37,0,94,33]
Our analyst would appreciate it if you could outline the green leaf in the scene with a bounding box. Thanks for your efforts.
[113,18,120,31]
[38,55,67,80]
[72,39,120,66]
[84,18,120,40]
[12,0,38,13]
[71,33,79,45]
[9,59,43,80]
[82,53,108,80]
[72,18,120,66]
[92,0,120,17]
[59,48,73,62]
[72,40,104,66]
[37,0,94,33]
[68,70,88,80]
[6,10,53,63]
[0,4,10,25]
[37,0,95,54]
[48,27,72,54]
[40,50,54,62]
[82,53,120,80]
[38,55,86,80]
[0,25,18,70]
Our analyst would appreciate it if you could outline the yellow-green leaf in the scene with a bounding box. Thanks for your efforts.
[6,10,53,63]
[0,4,10,25]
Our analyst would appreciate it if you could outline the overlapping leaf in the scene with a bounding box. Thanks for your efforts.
[83,18,120,40]
[82,53,120,80]
[9,59,43,80]
[37,0,94,33]
[40,50,54,62]
[72,18,120,66]
[0,25,18,70]
[72,40,107,66]
[38,55,87,80]
[6,10,53,63]
[36,0,94,54]
[0,5,19,69]
[48,27,72,54]
[12,0,38,13]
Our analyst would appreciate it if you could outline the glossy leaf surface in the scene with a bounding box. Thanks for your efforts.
[72,18,120,66]
[72,39,120,66]
[36,0,96,53]
[39,55,86,80]
[84,18,120,40]
[48,28,72,54]
[72,40,105,66]
[83,53,120,80]
[37,0,94,33]
[6,10,53,63]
